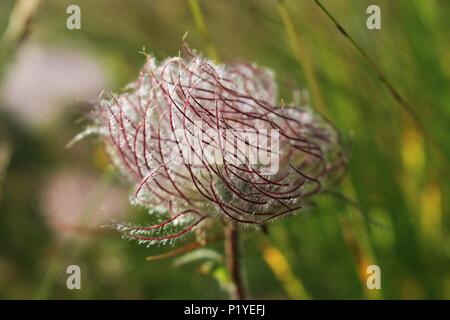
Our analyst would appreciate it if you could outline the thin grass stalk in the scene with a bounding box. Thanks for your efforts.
[276,0,327,115]
[312,0,446,163]
[188,0,219,61]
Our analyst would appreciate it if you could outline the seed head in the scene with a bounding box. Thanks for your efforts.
[91,46,345,245]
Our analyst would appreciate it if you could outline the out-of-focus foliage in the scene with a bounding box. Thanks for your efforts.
[0,0,448,299]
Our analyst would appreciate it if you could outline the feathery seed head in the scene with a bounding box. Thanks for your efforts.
[92,46,345,245]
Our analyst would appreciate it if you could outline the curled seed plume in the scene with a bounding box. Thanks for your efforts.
[90,45,346,246]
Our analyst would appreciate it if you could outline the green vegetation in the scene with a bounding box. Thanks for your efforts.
[0,0,448,299]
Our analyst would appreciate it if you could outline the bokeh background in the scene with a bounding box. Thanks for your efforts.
[0,0,449,299]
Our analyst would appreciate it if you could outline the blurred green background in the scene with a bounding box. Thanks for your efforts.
[0,0,449,299]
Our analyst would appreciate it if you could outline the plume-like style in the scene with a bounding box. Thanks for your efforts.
[91,46,345,246]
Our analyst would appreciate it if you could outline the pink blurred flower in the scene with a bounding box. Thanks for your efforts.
[1,44,106,127]
[42,168,127,237]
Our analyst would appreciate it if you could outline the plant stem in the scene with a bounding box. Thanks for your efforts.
[224,224,245,300]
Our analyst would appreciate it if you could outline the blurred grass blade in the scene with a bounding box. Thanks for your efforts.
[276,0,327,115]
[312,0,446,162]
[34,167,117,299]
[1,0,41,47]
[188,0,219,61]
[262,243,311,299]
